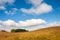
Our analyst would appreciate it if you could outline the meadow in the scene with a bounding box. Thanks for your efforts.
[0,26,60,40]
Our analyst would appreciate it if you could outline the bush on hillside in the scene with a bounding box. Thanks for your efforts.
[0,30,7,32]
[11,29,28,32]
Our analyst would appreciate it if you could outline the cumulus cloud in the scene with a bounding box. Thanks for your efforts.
[0,20,60,32]
[0,0,15,5]
[21,0,53,14]
[0,6,6,10]
[0,0,15,10]
[4,8,18,14]
[0,19,46,27]
[0,20,17,27]
[28,0,43,6]
[18,19,46,27]
[0,19,46,32]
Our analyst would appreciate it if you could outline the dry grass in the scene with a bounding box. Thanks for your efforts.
[0,26,60,40]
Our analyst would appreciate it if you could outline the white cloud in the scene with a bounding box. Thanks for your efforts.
[0,0,15,10]
[0,19,46,27]
[0,0,16,13]
[0,19,46,32]
[0,0,15,5]
[18,19,46,27]
[0,20,17,27]
[0,6,6,10]
[27,0,43,6]
[21,0,53,14]
[0,20,60,32]
[4,8,18,14]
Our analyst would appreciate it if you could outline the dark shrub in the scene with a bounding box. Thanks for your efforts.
[0,30,7,32]
[11,29,28,32]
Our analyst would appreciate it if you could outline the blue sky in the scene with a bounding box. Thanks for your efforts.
[0,0,60,32]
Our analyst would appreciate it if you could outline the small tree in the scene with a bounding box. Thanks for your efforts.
[0,30,7,32]
[11,29,28,32]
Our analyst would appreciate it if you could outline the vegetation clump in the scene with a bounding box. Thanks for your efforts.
[0,30,7,32]
[11,29,28,32]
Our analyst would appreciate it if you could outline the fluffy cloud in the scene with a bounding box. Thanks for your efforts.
[0,20,60,32]
[0,19,46,27]
[0,6,6,10]
[28,0,43,6]
[21,0,53,14]
[0,0,15,5]
[4,8,18,14]
[0,0,15,10]
[0,20,17,27]
[18,19,46,27]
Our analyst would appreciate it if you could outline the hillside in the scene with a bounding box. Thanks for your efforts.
[0,26,60,40]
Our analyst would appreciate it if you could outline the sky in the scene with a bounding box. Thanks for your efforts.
[0,0,60,32]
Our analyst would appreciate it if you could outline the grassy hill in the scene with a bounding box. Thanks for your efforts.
[0,26,60,40]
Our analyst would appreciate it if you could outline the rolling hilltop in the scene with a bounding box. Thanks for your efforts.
[0,26,60,40]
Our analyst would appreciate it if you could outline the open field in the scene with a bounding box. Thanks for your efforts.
[0,26,60,40]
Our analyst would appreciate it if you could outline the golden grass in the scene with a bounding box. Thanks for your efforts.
[0,26,60,40]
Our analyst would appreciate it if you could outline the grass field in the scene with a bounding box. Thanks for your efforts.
[0,26,60,40]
